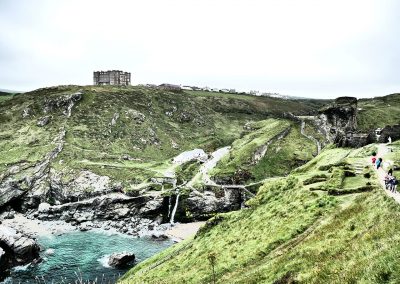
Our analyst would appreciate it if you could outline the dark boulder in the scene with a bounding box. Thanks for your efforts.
[108,252,135,267]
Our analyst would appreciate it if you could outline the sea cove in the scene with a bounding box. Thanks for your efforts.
[2,231,172,283]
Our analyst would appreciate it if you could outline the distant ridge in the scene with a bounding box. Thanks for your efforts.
[0,88,21,94]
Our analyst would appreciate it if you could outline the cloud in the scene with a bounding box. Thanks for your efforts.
[0,0,399,98]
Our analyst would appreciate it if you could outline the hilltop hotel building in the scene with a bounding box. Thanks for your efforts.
[93,70,131,86]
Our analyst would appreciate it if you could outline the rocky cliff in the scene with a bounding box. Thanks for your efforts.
[316,96,376,147]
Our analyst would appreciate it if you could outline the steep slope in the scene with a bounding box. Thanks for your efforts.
[210,119,317,183]
[0,85,327,235]
[357,93,400,132]
[120,144,400,283]
[0,85,323,186]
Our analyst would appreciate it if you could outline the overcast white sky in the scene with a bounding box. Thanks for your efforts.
[0,0,399,98]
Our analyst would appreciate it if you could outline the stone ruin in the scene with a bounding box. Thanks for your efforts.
[93,70,131,86]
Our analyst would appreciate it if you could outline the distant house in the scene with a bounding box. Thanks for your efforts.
[220,89,230,93]
[159,84,182,91]
[181,86,193,91]
[145,84,158,88]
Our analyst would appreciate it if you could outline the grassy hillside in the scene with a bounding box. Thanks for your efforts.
[357,93,400,131]
[120,144,400,283]
[210,119,317,183]
[0,85,324,186]
[0,91,14,103]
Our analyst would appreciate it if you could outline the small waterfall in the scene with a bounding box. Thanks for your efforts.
[169,191,180,224]
[167,196,172,218]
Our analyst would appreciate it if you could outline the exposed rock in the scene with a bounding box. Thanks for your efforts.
[139,198,164,215]
[0,185,26,208]
[0,246,8,275]
[0,225,41,269]
[38,202,51,213]
[108,252,135,267]
[115,208,130,218]
[318,97,358,142]
[179,111,192,122]
[184,187,243,220]
[251,127,290,165]
[48,170,112,203]
[171,140,179,149]
[8,165,21,175]
[121,154,134,161]
[151,232,168,240]
[37,116,51,127]
[2,210,15,219]
[316,97,375,148]
[148,128,160,145]
[378,124,400,143]
[110,112,119,126]
[126,110,145,124]
[43,92,82,115]
[22,107,31,118]
[3,128,66,209]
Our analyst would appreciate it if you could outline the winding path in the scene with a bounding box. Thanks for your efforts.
[300,120,321,155]
[373,144,400,204]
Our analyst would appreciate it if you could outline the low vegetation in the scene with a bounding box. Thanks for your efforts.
[357,93,400,131]
[210,119,316,183]
[0,85,325,188]
[120,144,400,283]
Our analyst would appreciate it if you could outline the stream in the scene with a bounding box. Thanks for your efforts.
[2,230,172,284]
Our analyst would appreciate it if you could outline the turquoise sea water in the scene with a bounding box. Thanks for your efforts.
[3,231,172,284]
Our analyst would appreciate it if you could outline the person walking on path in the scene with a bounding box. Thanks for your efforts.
[376,157,383,170]
[373,143,400,204]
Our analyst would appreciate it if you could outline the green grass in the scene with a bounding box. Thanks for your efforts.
[0,85,326,192]
[210,119,316,183]
[357,93,400,131]
[120,144,400,283]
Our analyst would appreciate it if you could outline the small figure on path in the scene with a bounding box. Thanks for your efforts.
[371,151,376,165]
[385,173,393,190]
[389,176,398,192]
[388,136,392,144]
[376,157,383,170]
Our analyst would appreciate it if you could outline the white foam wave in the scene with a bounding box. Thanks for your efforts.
[12,263,30,272]
[97,254,111,268]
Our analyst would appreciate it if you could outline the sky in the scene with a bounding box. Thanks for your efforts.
[0,0,399,99]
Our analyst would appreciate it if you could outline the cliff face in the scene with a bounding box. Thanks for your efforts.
[317,97,374,147]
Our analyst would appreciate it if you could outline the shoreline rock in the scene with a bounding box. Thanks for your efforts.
[0,225,41,274]
[108,252,135,268]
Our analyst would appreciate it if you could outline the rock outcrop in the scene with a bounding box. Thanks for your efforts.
[378,124,400,143]
[0,225,41,273]
[184,188,242,220]
[108,252,135,267]
[318,97,358,142]
[43,92,82,116]
[316,97,374,147]
[33,193,165,236]
[37,116,51,127]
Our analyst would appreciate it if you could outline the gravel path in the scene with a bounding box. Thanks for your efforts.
[374,143,400,204]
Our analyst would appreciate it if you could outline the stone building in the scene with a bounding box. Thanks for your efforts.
[93,70,131,86]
